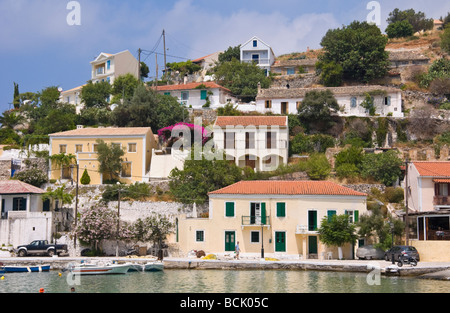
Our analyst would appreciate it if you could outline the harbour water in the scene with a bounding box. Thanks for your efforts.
[0,269,449,293]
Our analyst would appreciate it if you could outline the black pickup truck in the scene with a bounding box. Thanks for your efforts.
[15,240,68,257]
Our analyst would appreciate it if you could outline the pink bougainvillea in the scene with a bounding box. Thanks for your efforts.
[157,122,208,144]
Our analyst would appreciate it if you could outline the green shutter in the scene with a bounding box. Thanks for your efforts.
[261,202,266,225]
[327,210,336,222]
[308,211,317,231]
[225,202,234,217]
[277,202,286,217]
[355,210,359,223]
[200,90,207,100]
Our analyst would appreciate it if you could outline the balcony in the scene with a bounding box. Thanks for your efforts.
[95,67,105,76]
[295,225,318,235]
[242,58,271,66]
[241,216,270,227]
[433,196,450,206]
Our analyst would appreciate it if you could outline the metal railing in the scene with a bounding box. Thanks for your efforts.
[434,196,450,205]
[241,216,270,226]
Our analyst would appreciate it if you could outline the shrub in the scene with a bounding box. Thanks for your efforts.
[383,187,404,203]
[80,169,91,185]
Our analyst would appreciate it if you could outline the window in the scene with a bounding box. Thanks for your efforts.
[225,202,235,217]
[276,202,286,217]
[200,90,207,100]
[384,96,391,106]
[350,97,357,108]
[93,144,99,152]
[196,230,204,242]
[287,68,295,75]
[181,91,189,100]
[62,166,72,179]
[75,145,83,153]
[106,60,111,70]
[164,92,170,96]
[224,132,235,149]
[13,197,26,211]
[111,143,121,149]
[245,132,255,149]
[128,143,137,153]
[121,162,132,178]
[327,210,337,222]
[250,231,260,243]
[266,131,276,149]
[59,145,67,154]
[345,210,359,223]
[253,40,257,47]
[265,100,272,109]
[308,210,317,231]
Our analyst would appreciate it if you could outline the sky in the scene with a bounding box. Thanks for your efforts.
[0,0,448,113]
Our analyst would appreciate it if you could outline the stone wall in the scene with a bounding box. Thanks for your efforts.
[270,73,319,89]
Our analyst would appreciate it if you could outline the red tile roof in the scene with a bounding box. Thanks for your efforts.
[0,180,46,194]
[412,162,450,177]
[49,127,152,137]
[214,116,288,127]
[209,180,366,197]
[154,82,231,92]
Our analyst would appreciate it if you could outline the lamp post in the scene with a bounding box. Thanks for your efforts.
[71,164,79,255]
[116,182,121,258]
[261,224,264,259]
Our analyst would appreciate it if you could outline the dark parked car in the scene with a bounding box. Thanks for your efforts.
[384,246,420,262]
[356,245,385,260]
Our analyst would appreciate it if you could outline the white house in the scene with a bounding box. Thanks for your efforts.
[0,180,54,248]
[240,36,276,76]
[212,116,289,172]
[255,85,404,118]
[154,82,235,109]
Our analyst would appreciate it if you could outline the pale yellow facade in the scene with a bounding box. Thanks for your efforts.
[48,127,156,185]
[178,191,367,260]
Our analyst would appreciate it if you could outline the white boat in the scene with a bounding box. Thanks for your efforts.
[128,261,164,272]
[68,262,131,275]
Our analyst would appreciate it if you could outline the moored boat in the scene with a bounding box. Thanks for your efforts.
[68,262,131,275]
[1,265,51,273]
[128,261,164,272]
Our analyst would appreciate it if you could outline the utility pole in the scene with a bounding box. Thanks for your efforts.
[73,164,79,255]
[405,157,409,246]
[163,29,167,75]
[155,53,158,90]
[138,48,142,81]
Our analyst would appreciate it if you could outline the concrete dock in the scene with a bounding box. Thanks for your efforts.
[1,256,450,280]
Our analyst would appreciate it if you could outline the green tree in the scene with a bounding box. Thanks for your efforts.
[305,153,331,180]
[440,24,450,55]
[315,60,343,87]
[81,80,112,108]
[80,169,91,185]
[13,82,20,109]
[218,45,241,63]
[140,62,149,80]
[386,20,414,38]
[42,184,74,208]
[318,214,357,259]
[112,73,140,103]
[34,102,77,135]
[0,111,25,130]
[133,214,174,259]
[361,150,403,186]
[297,90,339,130]
[169,149,242,204]
[387,8,434,33]
[96,139,125,182]
[319,21,389,83]
[213,58,271,102]
[166,60,201,77]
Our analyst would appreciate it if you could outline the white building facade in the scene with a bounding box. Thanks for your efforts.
[240,36,276,76]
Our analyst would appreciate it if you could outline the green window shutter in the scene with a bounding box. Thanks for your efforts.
[355,210,359,223]
[200,90,207,100]
[276,202,286,217]
[164,92,170,96]
[261,202,266,225]
[225,202,235,217]
[327,210,336,222]
[308,211,317,231]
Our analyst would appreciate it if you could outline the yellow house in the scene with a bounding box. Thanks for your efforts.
[48,127,157,185]
[178,180,367,259]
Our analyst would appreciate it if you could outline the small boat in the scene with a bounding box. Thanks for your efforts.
[1,265,51,273]
[68,262,131,275]
[128,261,164,272]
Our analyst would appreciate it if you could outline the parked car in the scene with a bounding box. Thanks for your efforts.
[384,246,420,262]
[356,245,385,260]
[15,240,68,257]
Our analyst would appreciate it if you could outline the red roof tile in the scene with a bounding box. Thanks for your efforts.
[154,82,231,92]
[412,162,450,177]
[209,180,366,197]
[0,180,46,194]
[214,116,288,127]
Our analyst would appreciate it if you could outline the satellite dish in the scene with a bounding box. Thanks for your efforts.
[58,87,63,92]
